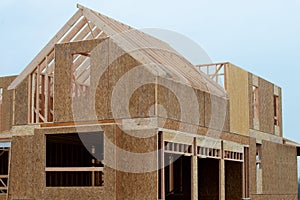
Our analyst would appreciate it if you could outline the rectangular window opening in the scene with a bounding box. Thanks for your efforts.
[71,53,91,98]
[45,132,104,187]
[274,95,279,126]
[252,85,259,120]
[0,142,11,194]
[256,144,261,169]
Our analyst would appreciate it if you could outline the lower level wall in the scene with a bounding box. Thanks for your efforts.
[0,195,7,200]
[250,194,298,200]
[7,124,158,200]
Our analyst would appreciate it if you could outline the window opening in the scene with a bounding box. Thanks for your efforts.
[45,132,104,187]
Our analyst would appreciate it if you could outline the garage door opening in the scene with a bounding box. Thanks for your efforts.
[164,153,191,200]
[198,158,219,200]
[225,160,243,200]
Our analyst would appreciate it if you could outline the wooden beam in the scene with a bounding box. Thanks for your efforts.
[45,167,103,172]
[8,9,83,90]
[61,17,87,43]
[31,73,36,123]
[78,4,131,37]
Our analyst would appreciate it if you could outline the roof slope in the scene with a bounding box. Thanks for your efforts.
[8,4,226,98]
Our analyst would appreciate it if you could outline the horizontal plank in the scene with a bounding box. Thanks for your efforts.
[224,158,244,162]
[0,175,8,179]
[45,167,103,172]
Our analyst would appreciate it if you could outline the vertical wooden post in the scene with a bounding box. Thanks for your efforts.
[45,56,49,122]
[191,137,198,200]
[31,73,36,123]
[220,141,225,200]
[28,75,32,124]
[36,66,41,122]
[159,132,165,199]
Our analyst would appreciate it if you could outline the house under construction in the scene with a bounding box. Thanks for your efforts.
[0,4,299,200]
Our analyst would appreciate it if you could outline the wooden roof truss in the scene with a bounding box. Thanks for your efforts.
[26,5,113,123]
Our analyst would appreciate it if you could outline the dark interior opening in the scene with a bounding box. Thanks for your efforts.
[46,132,104,187]
[165,153,191,200]
[225,160,243,200]
[198,158,219,200]
[0,146,9,193]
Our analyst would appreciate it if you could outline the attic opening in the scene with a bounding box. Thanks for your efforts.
[45,132,104,187]
[71,53,91,97]
[0,142,11,194]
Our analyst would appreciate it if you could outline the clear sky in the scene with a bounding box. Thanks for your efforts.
[0,1,299,143]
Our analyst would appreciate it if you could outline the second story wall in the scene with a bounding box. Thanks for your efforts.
[248,73,282,136]
[225,63,250,136]
[0,76,16,132]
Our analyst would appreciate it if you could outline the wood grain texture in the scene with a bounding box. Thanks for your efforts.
[249,137,257,194]
[8,125,118,200]
[0,76,16,132]
[248,73,254,130]
[8,136,34,199]
[54,39,104,123]
[225,63,249,136]
[258,78,274,134]
[261,140,298,195]
[250,194,297,200]
[14,78,29,125]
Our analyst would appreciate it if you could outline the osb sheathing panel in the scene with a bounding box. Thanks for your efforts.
[14,78,29,125]
[225,63,249,136]
[116,127,157,200]
[0,195,6,200]
[128,84,156,118]
[0,76,16,132]
[258,78,274,134]
[157,77,206,130]
[156,83,229,135]
[54,39,105,123]
[248,73,254,129]
[250,194,297,200]
[249,137,257,194]
[205,92,230,132]
[41,125,117,200]
[8,125,118,200]
[261,140,298,195]
[8,136,34,199]
[91,39,154,121]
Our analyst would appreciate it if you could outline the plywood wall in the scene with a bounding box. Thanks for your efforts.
[249,137,257,195]
[14,78,29,125]
[0,76,16,132]
[225,63,249,136]
[258,79,274,134]
[116,127,158,200]
[8,135,34,199]
[261,140,298,195]
[54,39,104,122]
[8,125,119,200]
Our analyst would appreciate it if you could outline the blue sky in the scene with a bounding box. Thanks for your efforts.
[0,0,299,143]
